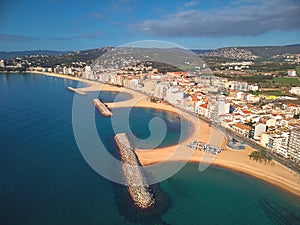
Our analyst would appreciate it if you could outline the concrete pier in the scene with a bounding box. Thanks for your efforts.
[93,98,113,117]
[67,87,87,95]
[114,133,155,209]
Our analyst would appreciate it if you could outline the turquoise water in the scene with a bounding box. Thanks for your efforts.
[0,73,299,225]
[161,164,300,225]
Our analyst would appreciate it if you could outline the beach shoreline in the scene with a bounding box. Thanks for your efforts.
[26,71,300,197]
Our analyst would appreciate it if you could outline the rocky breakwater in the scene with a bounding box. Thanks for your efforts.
[114,133,155,209]
[93,98,113,117]
[67,87,87,95]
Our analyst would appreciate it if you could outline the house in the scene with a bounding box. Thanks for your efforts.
[221,119,232,129]
[289,87,300,96]
[253,123,267,140]
[260,132,289,152]
[277,145,289,158]
[231,122,252,137]
[287,70,297,77]
[197,104,208,117]
[286,104,300,115]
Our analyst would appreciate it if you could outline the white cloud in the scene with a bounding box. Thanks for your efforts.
[184,0,198,7]
[138,0,300,37]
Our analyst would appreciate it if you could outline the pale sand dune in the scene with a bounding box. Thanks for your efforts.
[29,71,300,196]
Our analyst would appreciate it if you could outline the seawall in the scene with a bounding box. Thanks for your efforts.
[114,133,155,209]
[93,98,113,117]
[67,87,87,95]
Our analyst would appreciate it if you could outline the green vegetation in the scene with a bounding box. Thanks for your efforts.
[296,66,300,76]
[237,75,273,83]
[270,77,300,85]
[249,90,283,96]
[149,96,160,103]
[249,151,273,165]
[251,62,296,72]
[242,45,300,60]
[149,61,182,73]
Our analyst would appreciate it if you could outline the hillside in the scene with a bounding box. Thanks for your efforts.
[0,50,70,59]
[201,45,300,60]
[2,45,300,67]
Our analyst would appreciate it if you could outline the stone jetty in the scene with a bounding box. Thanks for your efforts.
[114,133,155,209]
[93,98,113,117]
[67,87,87,95]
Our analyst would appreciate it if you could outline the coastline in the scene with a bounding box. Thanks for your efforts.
[26,71,300,197]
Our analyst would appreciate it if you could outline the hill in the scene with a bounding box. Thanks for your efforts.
[200,45,300,60]
[0,50,70,59]
[2,44,300,65]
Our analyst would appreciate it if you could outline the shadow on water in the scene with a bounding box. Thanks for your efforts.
[258,197,300,225]
[96,121,173,224]
[93,103,191,224]
[105,133,172,224]
[97,91,132,103]
[110,170,172,225]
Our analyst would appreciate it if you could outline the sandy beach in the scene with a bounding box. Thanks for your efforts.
[29,71,300,196]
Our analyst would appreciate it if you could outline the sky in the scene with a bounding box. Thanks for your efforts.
[0,0,299,51]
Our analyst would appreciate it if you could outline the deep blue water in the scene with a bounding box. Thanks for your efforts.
[0,73,299,225]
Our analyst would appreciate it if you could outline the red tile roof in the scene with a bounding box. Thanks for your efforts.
[200,104,207,109]
[233,123,252,131]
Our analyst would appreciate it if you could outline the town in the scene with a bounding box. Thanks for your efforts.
[1,46,299,167]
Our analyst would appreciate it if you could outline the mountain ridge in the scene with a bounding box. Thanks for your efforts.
[1,44,299,61]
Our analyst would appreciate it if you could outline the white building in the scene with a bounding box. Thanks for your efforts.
[236,91,244,99]
[84,66,92,79]
[208,100,230,122]
[253,123,267,140]
[165,87,185,105]
[126,78,139,90]
[248,85,259,92]
[277,145,289,158]
[0,59,5,68]
[98,73,111,83]
[154,82,170,99]
[290,87,300,96]
[197,103,208,117]
[246,94,260,103]
[287,70,297,77]
[288,128,300,162]
[260,132,289,152]
[227,81,248,91]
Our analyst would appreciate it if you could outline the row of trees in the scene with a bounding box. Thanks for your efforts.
[249,151,274,165]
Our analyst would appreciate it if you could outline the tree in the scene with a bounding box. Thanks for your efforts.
[249,151,272,165]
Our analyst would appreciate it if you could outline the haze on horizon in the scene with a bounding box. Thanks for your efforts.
[0,0,299,51]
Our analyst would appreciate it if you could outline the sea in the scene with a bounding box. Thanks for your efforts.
[0,73,299,225]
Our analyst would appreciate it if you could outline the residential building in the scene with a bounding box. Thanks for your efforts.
[248,85,259,92]
[153,82,169,100]
[253,123,267,140]
[290,87,300,96]
[260,132,289,152]
[287,70,297,77]
[165,87,185,105]
[197,103,208,117]
[231,122,252,137]
[0,59,5,68]
[277,145,289,158]
[288,128,300,162]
